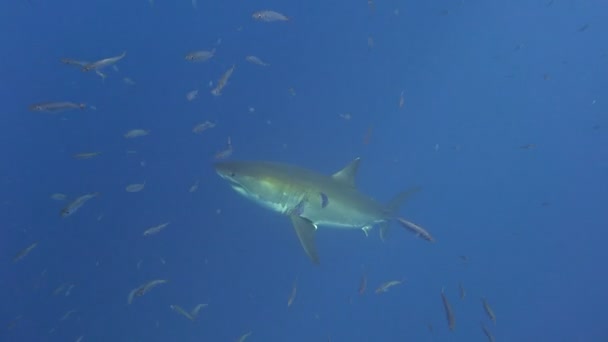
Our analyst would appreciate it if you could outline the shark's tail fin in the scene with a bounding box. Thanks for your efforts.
[379,187,421,241]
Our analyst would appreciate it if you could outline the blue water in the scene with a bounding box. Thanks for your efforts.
[1,0,607,341]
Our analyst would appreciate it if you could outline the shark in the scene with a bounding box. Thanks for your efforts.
[214,157,433,264]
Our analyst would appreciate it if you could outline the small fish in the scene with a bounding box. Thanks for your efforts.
[577,23,589,32]
[237,331,253,342]
[399,90,405,109]
[170,303,207,320]
[64,284,76,296]
[252,10,290,22]
[186,89,199,101]
[124,129,150,138]
[60,309,77,321]
[125,182,146,193]
[375,279,402,294]
[287,279,297,307]
[519,143,536,149]
[190,303,208,317]
[214,136,233,160]
[170,305,195,321]
[72,152,101,160]
[441,288,455,331]
[127,279,168,304]
[458,282,466,299]
[53,282,72,296]
[13,242,38,262]
[143,222,170,237]
[61,192,99,218]
[185,49,216,62]
[481,322,496,342]
[50,193,67,201]
[481,297,496,324]
[29,102,86,112]
[192,121,216,134]
[211,65,235,96]
[123,77,136,85]
[82,51,126,72]
[396,218,435,242]
[245,55,270,66]
[6,315,23,330]
[339,113,352,120]
[189,180,200,193]
[358,273,367,295]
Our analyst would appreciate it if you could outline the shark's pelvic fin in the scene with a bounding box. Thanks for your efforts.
[290,215,320,265]
[331,157,361,188]
[380,187,423,241]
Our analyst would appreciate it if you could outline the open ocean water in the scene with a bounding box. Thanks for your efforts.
[1,0,607,341]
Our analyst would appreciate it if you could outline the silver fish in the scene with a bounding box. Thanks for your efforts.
[125,182,146,193]
[185,48,216,62]
[13,242,38,262]
[128,279,168,304]
[82,51,126,72]
[192,121,216,134]
[252,10,290,22]
[60,192,99,218]
[124,129,150,138]
[29,102,86,112]
[211,65,235,96]
[245,55,270,66]
[170,305,194,320]
[143,222,170,236]
[396,218,435,242]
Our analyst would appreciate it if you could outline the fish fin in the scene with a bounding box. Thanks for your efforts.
[380,187,421,238]
[385,186,422,214]
[331,157,361,187]
[290,215,320,265]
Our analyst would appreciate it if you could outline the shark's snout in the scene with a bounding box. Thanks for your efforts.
[213,162,236,179]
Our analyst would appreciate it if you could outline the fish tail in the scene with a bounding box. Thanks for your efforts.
[379,187,421,240]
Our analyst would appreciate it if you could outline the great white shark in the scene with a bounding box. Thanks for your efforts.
[214,157,433,264]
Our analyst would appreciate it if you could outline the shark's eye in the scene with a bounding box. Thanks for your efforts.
[230,172,236,177]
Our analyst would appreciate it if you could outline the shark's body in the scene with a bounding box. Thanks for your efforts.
[214,158,429,264]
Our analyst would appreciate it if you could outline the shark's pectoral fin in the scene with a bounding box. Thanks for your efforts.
[290,215,320,265]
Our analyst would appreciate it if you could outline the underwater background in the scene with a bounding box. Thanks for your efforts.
[1,0,607,341]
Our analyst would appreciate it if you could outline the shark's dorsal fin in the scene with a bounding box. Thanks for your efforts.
[332,158,361,187]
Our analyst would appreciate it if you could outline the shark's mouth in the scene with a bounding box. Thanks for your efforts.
[230,183,249,197]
